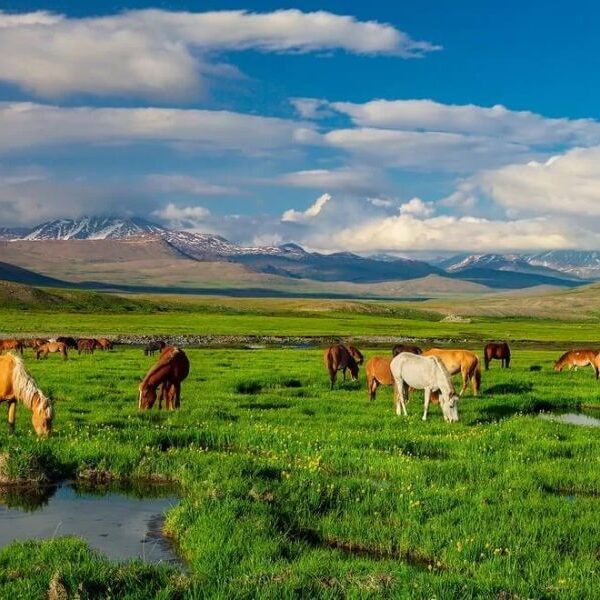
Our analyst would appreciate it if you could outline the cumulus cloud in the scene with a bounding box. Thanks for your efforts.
[281,193,331,222]
[0,9,439,99]
[399,197,434,217]
[0,102,314,155]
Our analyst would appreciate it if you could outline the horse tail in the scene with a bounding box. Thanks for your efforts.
[10,354,52,418]
[473,357,482,395]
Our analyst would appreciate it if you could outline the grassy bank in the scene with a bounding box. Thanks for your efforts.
[1,346,600,597]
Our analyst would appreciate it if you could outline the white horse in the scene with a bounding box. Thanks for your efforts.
[390,352,459,422]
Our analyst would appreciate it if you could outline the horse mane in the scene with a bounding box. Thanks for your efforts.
[431,356,456,394]
[10,354,53,418]
[141,347,181,388]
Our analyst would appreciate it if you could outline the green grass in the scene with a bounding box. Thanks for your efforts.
[2,346,600,598]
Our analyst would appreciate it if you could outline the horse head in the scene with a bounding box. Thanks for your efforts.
[31,395,53,436]
[348,356,360,381]
[553,361,563,372]
[440,390,460,422]
[138,381,156,410]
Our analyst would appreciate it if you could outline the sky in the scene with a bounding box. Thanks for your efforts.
[2,1,600,254]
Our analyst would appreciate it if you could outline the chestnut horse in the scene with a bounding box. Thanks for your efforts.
[0,354,53,435]
[484,342,511,370]
[324,345,359,390]
[139,346,190,410]
[366,356,395,401]
[96,337,113,351]
[36,341,68,361]
[0,339,24,355]
[554,350,599,379]
[77,338,96,355]
[392,344,422,357]
[422,348,481,396]
[26,338,48,351]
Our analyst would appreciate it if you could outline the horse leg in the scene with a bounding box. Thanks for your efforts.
[329,367,336,390]
[484,356,489,371]
[396,381,409,416]
[422,388,431,421]
[173,382,181,409]
[459,369,469,397]
[7,401,16,433]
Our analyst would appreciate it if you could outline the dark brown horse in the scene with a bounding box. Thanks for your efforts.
[0,339,24,355]
[347,345,364,365]
[392,344,422,357]
[77,338,96,355]
[139,346,190,410]
[484,342,511,370]
[144,340,166,356]
[323,345,359,390]
[56,336,78,349]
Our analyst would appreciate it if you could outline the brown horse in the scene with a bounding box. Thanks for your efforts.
[56,336,78,349]
[36,341,68,361]
[0,339,24,355]
[484,342,511,370]
[139,346,190,410]
[554,350,599,379]
[26,338,48,350]
[77,338,96,355]
[392,344,422,357]
[422,348,481,396]
[96,337,113,351]
[366,356,395,401]
[0,354,53,435]
[347,345,364,365]
[324,345,359,390]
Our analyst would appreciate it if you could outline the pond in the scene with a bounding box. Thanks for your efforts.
[539,410,600,427]
[0,481,181,565]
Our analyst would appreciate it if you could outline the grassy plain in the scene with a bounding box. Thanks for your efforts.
[1,344,600,598]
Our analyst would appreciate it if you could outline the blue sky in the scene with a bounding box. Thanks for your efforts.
[1,2,600,253]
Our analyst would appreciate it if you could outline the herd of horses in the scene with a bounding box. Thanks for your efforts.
[0,334,598,436]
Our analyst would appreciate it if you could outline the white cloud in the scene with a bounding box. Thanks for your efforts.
[281,193,331,222]
[278,167,381,194]
[0,9,439,99]
[399,197,434,217]
[0,102,313,155]
[289,98,332,119]
[329,99,600,147]
[146,174,236,196]
[153,203,211,229]
[367,197,394,208]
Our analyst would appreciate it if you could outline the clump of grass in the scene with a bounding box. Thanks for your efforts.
[235,380,263,395]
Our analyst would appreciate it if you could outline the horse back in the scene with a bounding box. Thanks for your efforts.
[366,356,394,385]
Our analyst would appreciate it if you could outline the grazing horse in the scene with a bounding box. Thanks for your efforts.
[139,346,190,410]
[392,344,422,357]
[144,340,166,356]
[0,354,53,435]
[554,350,600,379]
[323,345,359,390]
[26,338,48,351]
[0,339,24,355]
[56,336,78,349]
[36,341,68,361]
[422,348,481,396]
[390,353,459,422]
[96,337,113,351]
[347,345,364,365]
[484,342,511,370]
[366,356,395,401]
[77,338,96,355]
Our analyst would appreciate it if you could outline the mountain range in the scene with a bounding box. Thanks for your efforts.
[0,216,597,295]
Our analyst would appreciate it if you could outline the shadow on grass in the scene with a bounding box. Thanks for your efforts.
[239,402,291,410]
[486,382,534,395]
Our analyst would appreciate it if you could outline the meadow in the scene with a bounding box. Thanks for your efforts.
[1,342,600,599]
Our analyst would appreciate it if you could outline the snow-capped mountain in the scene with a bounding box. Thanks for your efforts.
[24,217,165,240]
[526,250,600,280]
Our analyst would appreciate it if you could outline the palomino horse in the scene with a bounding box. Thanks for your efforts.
[392,344,422,357]
[390,353,459,422]
[36,341,68,361]
[422,348,481,396]
[484,342,511,370]
[139,346,190,410]
[0,339,24,355]
[0,354,53,435]
[144,340,166,356]
[77,338,96,355]
[554,350,599,379]
[323,345,359,390]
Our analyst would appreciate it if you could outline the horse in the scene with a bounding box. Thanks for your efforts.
[139,346,190,410]
[484,342,511,370]
[0,354,53,435]
[422,348,481,396]
[144,340,166,356]
[347,345,364,365]
[323,345,359,390]
[77,338,96,355]
[392,344,422,357]
[0,339,24,355]
[36,341,68,361]
[554,350,600,379]
[56,336,78,349]
[96,338,113,351]
[390,352,459,422]
[366,356,395,401]
[25,338,48,350]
